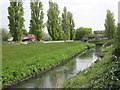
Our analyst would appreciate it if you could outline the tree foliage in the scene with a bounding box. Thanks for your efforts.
[8,1,25,41]
[1,28,11,41]
[67,11,75,40]
[104,10,116,39]
[113,23,120,58]
[7,1,75,41]
[47,1,62,41]
[115,23,120,47]
[61,7,75,40]
[75,27,92,40]
[29,0,44,41]
[62,7,70,40]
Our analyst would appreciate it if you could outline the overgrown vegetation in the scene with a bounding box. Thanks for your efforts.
[2,41,94,86]
[113,23,120,59]
[62,9,120,88]
[62,46,120,88]
[1,28,11,41]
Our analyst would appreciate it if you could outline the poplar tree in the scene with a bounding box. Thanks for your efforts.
[62,7,70,40]
[115,23,120,47]
[113,23,120,58]
[104,10,116,39]
[29,0,44,41]
[8,1,25,41]
[67,11,75,40]
[47,1,62,40]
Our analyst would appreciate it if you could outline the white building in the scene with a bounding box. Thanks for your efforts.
[118,1,120,23]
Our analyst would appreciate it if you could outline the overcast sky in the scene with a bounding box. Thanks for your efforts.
[0,0,120,32]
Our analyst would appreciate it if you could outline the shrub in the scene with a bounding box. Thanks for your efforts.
[1,28,11,41]
[75,27,92,40]
[112,47,120,59]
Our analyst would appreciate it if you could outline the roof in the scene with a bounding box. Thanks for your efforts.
[23,34,36,40]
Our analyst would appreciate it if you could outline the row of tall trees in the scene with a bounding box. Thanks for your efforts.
[47,1,75,41]
[8,0,75,41]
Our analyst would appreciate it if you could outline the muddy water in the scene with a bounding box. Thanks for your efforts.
[15,48,98,88]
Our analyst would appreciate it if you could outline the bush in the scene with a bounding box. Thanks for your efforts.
[103,40,113,47]
[112,47,120,59]
[1,28,11,41]
[75,27,92,40]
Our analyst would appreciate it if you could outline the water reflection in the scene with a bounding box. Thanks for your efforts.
[15,49,98,88]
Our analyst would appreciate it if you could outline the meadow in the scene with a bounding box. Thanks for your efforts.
[2,41,94,86]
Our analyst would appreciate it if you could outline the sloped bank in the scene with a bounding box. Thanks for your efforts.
[62,46,120,88]
[2,42,95,89]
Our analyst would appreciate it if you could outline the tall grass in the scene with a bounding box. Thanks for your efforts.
[62,46,120,88]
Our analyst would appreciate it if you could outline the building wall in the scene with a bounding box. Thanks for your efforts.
[119,1,120,23]
[94,30,105,34]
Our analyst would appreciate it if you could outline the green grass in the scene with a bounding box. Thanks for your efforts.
[2,41,94,86]
[62,46,120,88]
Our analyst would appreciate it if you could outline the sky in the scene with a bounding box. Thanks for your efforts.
[0,0,120,32]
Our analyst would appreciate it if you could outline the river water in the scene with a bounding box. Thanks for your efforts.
[15,48,99,88]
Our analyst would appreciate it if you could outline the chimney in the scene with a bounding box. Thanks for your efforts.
[118,1,120,23]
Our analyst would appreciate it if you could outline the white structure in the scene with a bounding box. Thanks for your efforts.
[118,1,120,23]
[7,37,13,42]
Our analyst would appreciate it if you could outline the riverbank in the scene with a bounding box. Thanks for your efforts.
[62,46,120,88]
[2,41,95,89]
[14,46,98,88]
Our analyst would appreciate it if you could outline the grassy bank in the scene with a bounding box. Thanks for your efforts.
[2,41,94,86]
[62,46,120,88]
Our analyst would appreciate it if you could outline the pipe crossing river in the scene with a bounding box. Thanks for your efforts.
[14,48,99,88]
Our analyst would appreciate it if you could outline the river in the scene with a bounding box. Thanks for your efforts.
[14,48,99,88]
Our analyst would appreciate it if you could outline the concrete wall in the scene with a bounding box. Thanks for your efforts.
[118,1,120,23]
